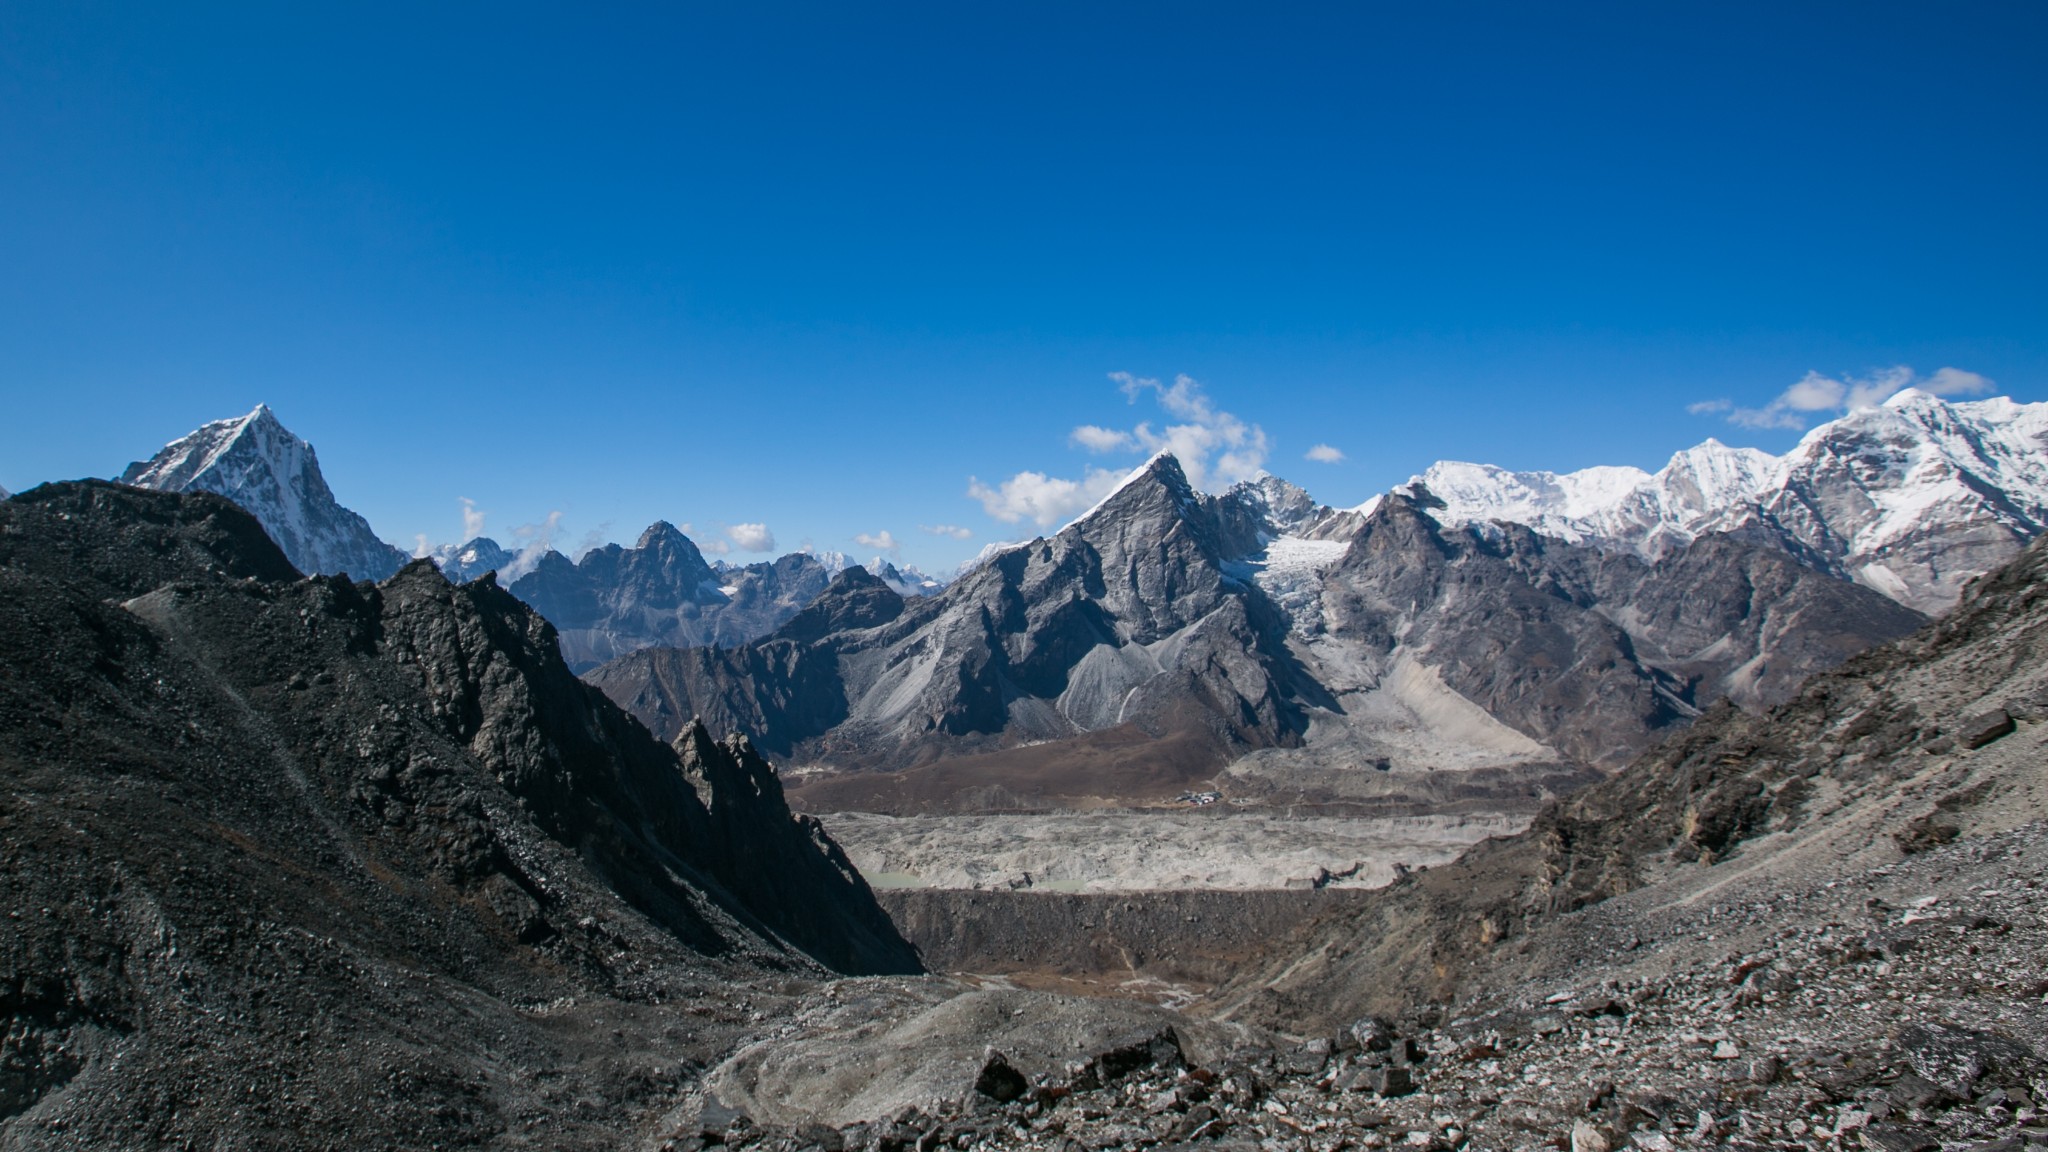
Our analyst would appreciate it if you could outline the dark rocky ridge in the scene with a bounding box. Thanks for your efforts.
[0,481,914,1147]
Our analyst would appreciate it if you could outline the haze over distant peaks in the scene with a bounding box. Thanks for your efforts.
[119,404,409,581]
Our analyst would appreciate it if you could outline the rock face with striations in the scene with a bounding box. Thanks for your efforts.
[118,404,410,581]
[0,480,915,1146]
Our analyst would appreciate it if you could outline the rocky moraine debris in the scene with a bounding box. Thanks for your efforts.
[664,820,2048,1152]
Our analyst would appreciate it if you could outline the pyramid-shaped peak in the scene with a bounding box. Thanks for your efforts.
[1064,451,1195,532]
[636,520,691,549]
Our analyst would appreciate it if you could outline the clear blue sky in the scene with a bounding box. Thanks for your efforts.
[4,2,2043,570]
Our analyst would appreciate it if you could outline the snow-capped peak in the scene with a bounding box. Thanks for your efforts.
[1062,450,1183,533]
[119,405,408,580]
[1410,393,2048,613]
[423,536,515,583]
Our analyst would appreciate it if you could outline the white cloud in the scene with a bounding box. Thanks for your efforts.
[572,526,611,561]
[1728,366,1994,431]
[700,538,731,556]
[1070,425,1136,453]
[968,467,1125,528]
[920,523,973,539]
[1922,366,1995,397]
[1305,443,1345,464]
[966,373,1273,529]
[460,497,487,543]
[1103,373,1270,490]
[854,530,900,557]
[500,511,565,581]
[725,523,776,552]
[1687,399,1732,415]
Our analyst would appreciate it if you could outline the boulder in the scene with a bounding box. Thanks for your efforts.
[1957,708,2016,750]
[973,1051,1029,1103]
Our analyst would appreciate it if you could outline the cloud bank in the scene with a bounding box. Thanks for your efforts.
[1305,444,1345,464]
[920,524,973,540]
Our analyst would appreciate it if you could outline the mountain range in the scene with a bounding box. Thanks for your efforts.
[590,454,1927,813]
[11,395,2048,1146]
[1410,389,2048,614]
[56,392,2048,807]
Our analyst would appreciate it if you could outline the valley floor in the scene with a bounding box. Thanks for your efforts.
[819,809,1525,894]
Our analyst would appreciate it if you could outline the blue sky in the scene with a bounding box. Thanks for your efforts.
[3,2,2043,571]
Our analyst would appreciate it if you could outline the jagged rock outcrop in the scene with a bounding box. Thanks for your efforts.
[118,404,410,580]
[507,525,836,672]
[589,456,1313,809]
[0,480,914,1146]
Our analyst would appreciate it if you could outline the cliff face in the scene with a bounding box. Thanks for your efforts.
[0,481,914,1146]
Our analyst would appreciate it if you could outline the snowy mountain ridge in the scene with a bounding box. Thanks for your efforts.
[118,405,409,581]
[1404,390,2048,612]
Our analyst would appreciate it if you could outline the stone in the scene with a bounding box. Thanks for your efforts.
[1861,1124,1942,1152]
[974,1051,1028,1103]
[698,1101,748,1138]
[1348,1016,1397,1052]
[1888,1071,1960,1111]
[1171,1105,1222,1140]
[796,1124,844,1152]
[1372,1066,1416,1097]
[1091,1027,1184,1084]
[1568,1118,1612,1152]
[1957,708,2016,750]
[1897,1021,2036,1095]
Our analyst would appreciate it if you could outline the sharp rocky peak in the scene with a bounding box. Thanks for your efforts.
[117,405,408,582]
[635,520,693,550]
